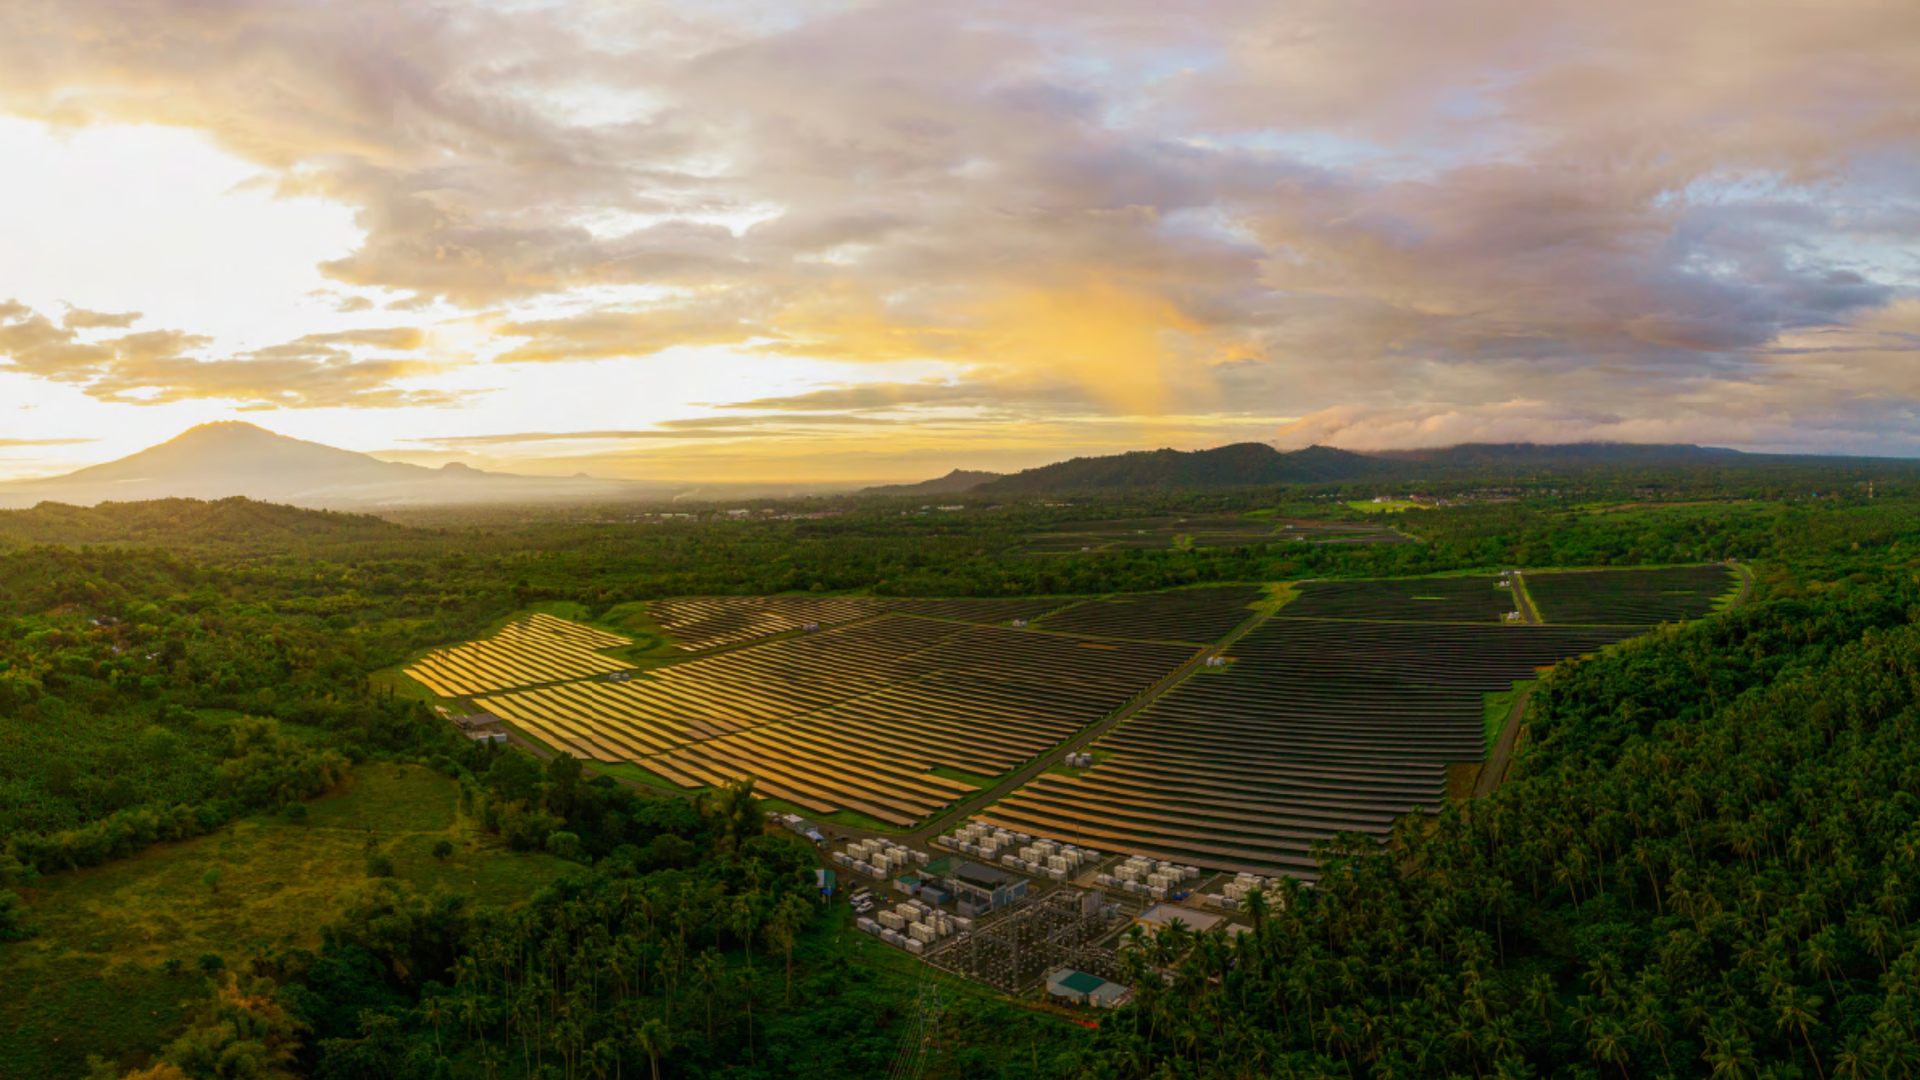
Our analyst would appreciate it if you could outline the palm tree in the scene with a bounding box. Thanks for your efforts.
[419,994,447,1058]
[736,967,759,1065]
[1775,987,1829,1080]
[635,1019,669,1080]
[766,893,809,1003]
[1587,1017,1632,1080]
[731,896,758,973]
[1804,927,1845,1002]
[456,989,496,1080]
[691,949,720,1041]
[697,777,762,852]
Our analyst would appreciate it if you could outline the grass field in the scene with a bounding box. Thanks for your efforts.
[1482,680,1537,752]
[0,763,573,1080]
[1248,581,1299,616]
[1346,500,1423,513]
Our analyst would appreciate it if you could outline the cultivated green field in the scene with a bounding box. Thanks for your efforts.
[0,763,573,1080]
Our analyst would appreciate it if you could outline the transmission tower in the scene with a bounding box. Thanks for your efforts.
[885,980,945,1080]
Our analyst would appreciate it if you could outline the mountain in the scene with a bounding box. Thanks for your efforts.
[1372,442,1751,466]
[858,469,1005,496]
[860,439,1868,497]
[0,422,673,509]
[968,443,1385,495]
[0,496,409,550]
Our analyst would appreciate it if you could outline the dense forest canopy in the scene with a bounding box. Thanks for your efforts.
[2,465,1920,1079]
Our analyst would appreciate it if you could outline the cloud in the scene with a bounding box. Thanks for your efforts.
[2,1,1920,448]
[297,327,427,350]
[0,437,98,447]
[1274,397,1920,456]
[408,413,915,448]
[61,306,141,330]
[0,301,460,409]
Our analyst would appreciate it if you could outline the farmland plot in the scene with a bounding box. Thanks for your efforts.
[479,615,1192,825]
[1277,576,1515,623]
[1524,564,1738,625]
[403,613,632,697]
[981,618,1637,875]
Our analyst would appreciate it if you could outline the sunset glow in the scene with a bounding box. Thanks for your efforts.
[3,0,1918,482]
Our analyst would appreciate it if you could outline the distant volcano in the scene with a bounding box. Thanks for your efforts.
[0,422,663,509]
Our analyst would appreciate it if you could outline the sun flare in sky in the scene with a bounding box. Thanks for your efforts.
[3,0,1919,484]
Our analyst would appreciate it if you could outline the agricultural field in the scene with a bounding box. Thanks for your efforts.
[1276,576,1517,623]
[647,595,1071,651]
[1034,585,1266,643]
[980,616,1640,875]
[477,614,1195,826]
[402,612,633,696]
[0,763,572,1080]
[1525,564,1739,625]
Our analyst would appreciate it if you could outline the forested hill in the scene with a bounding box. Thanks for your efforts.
[970,443,1383,495]
[883,441,1920,496]
[0,497,412,553]
[1370,441,1751,466]
[858,468,1005,496]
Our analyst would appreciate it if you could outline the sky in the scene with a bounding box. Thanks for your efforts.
[1,0,1918,484]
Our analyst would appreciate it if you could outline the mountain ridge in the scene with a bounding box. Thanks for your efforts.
[0,422,669,510]
[861,439,1886,496]
[857,469,1006,496]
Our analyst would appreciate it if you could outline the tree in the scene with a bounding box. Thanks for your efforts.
[0,891,32,942]
[196,953,225,976]
[419,994,447,1058]
[697,777,762,852]
[545,830,582,861]
[635,1019,670,1080]
[691,949,721,1041]
[765,893,811,1003]
[365,852,396,878]
[201,867,223,894]
[731,897,759,973]
[431,839,455,862]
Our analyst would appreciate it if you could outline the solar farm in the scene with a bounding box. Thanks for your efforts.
[408,565,1740,875]
[1014,515,1411,556]
[403,613,636,696]
[1276,576,1518,622]
[1524,564,1738,625]
[979,618,1638,874]
[477,615,1194,825]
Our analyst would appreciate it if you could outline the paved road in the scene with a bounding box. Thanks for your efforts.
[1474,686,1535,799]
[1509,572,1542,625]
[1729,561,1754,609]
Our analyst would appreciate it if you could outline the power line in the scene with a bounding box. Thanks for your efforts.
[884,979,944,1080]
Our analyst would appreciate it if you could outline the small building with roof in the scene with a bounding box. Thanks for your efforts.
[929,858,1026,915]
[452,712,509,744]
[1134,903,1227,936]
[1046,968,1130,1008]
